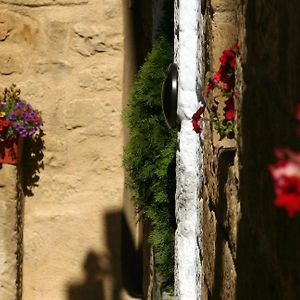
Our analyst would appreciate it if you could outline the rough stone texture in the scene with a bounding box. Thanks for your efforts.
[0,0,141,299]
[0,0,88,6]
[202,1,300,299]
[0,51,23,74]
[0,165,19,300]
[174,1,203,299]
[201,0,239,299]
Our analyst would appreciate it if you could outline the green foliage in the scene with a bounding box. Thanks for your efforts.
[123,37,176,284]
[211,114,235,139]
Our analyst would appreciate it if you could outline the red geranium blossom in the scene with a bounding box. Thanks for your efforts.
[193,43,238,138]
[224,96,235,120]
[269,148,300,217]
[220,49,236,68]
[192,106,205,133]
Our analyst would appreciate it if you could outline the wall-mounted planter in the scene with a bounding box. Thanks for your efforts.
[0,138,23,165]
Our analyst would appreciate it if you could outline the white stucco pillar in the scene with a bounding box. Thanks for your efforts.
[174,0,203,299]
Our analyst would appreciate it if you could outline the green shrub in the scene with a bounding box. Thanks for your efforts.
[123,37,176,284]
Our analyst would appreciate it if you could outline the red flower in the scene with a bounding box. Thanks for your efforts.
[274,176,300,217]
[220,49,235,66]
[192,106,205,133]
[213,70,221,83]
[269,148,300,217]
[2,120,9,127]
[0,125,2,131]
[224,97,235,120]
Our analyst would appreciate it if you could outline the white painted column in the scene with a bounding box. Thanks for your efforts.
[174,0,203,299]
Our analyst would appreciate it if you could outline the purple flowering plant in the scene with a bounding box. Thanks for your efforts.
[0,84,43,142]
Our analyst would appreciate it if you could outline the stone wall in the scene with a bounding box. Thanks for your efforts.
[201,0,300,299]
[201,0,239,299]
[0,1,142,299]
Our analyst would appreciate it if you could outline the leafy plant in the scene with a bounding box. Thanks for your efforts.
[192,44,238,139]
[0,84,43,141]
[123,37,176,285]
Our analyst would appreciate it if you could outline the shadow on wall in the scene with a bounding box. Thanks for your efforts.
[236,0,300,299]
[22,129,45,196]
[210,149,236,300]
[126,0,152,69]
[68,251,107,300]
[67,210,143,300]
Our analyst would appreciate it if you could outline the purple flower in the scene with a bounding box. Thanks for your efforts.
[9,112,17,121]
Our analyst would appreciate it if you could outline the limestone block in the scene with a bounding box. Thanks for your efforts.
[64,98,121,137]
[46,21,69,53]
[18,80,46,102]
[0,51,23,75]
[65,136,123,176]
[44,136,68,168]
[103,0,122,19]
[71,23,121,57]
[224,167,240,260]
[0,165,18,300]
[211,0,237,11]
[202,200,216,293]
[0,21,9,41]
[34,59,72,75]
[33,173,81,202]
[212,12,237,69]
[0,0,88,6]
[78,65,121,91]
[220,242,236,299]
[0,9,39,46]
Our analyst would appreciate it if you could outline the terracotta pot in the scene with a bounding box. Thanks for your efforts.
[0,137,24,165]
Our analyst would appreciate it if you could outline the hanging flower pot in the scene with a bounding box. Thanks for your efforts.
[0,137,24,165]
[0,84,43,165]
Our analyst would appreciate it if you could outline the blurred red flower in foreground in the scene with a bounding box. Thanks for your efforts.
[192,106,205,133]
[269,148,300,217]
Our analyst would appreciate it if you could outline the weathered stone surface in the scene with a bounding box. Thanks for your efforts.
[0,0,137,300]
[71,23,121,56]
[0,51,23,74]
[34,59,72,75]
[18,80,46,102]
[46,21,69,52]
[63,97,121,137]
[0,0,88,6]
[103,0,122,19]
[220,242,236,300]
[43,136,68,168]
[211,12,237,69]
[0,0,136,300]
[78,64,121,91]
[0,9,39,45]
[201,1,239,299]
[202,200,216,293]
[211,0,237,11]
[224,166,240,260]
[0,166,18,300]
